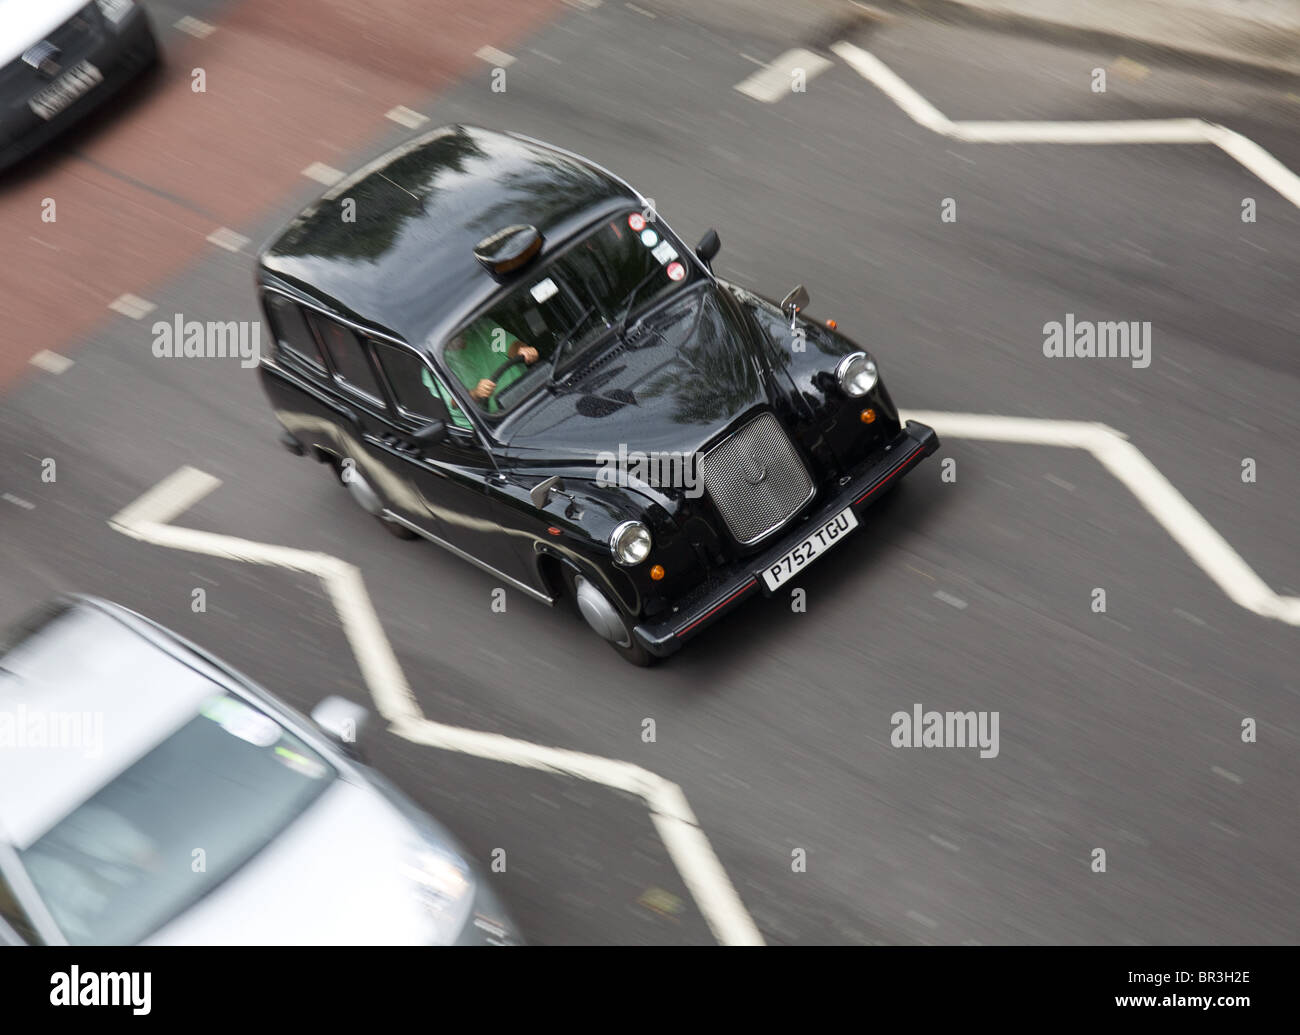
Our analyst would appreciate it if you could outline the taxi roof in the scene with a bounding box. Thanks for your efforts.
[257,125,640,349]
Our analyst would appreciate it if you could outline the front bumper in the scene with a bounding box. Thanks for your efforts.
[0,8,158,171]
[632,419,939,657]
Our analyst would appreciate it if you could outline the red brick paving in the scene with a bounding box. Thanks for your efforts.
[0,0,567,388]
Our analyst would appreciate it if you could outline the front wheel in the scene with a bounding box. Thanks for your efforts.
[561,566,656,667]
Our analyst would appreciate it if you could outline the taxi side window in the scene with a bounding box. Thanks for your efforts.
[263,294,326,373]
[370,341,452,426]
[0,872,40,945]
[307,313,385,402]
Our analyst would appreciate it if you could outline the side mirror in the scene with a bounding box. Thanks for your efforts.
[530,474,564,509]
[695,229,721,266]
[310,695,370,759]
[780,284,810,329]
[409,419,447,448]
[780,284,810,314]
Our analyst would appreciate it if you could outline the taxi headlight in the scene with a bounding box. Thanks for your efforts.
[835,352,878,397]
[610,520,652,566]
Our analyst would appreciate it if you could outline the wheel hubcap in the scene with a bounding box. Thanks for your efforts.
[574,574,631,647]
[344,466,384,516]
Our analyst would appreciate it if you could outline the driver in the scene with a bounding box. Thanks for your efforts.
[444,318,540,412]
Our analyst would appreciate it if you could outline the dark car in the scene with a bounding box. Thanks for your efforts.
[0,0,157,171]
[255,125,939,665]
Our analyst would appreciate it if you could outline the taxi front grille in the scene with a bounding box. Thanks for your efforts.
[699,412,814,545]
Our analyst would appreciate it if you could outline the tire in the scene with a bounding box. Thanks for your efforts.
[335,459,418,539]
[561,565,656,667]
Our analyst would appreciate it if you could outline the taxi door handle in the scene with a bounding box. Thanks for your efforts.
[381,431,419,454]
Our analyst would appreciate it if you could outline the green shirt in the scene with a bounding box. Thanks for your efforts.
[420,321,526,429]
[420,368,472,430]
[442,321,526,414]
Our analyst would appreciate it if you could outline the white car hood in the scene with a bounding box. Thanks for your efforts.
[0,0,91,68]
[144,779,449,945]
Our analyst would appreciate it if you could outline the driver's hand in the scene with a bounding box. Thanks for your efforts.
[472,378,496,400]
[515,345,539,364]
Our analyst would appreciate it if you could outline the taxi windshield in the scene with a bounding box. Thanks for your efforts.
[435,211,693,419]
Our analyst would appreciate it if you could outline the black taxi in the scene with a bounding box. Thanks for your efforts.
[255,125,938,664]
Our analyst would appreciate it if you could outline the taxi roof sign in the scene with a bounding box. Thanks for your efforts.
[473,224,543,276]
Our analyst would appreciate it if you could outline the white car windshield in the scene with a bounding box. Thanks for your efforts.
[19,692,334,945]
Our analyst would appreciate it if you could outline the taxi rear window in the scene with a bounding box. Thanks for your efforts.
[264,295,326,373]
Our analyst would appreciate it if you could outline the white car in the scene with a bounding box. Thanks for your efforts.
[0,596,518,945]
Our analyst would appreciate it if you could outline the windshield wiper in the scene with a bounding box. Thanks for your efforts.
[550,278,615,379]
[611,267,665,346]
[550,266,671,380]
[549,305,594,379]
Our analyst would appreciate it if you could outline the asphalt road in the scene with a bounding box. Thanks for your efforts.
[1,0,1297,944]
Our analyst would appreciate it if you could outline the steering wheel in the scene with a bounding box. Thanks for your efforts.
[486,355,528,399]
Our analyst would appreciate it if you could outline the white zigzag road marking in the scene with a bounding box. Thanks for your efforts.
[110,467,764,947]
[106,414,1295,943]
[831,42,1300,211]
[902,411,1300,626]
[819,45,1298,623]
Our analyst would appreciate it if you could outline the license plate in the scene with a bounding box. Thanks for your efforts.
[760,507,859,592]
[29,61,104,121]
